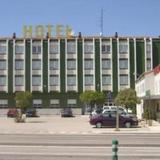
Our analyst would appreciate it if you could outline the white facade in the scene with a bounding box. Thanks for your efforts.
[136,66,160,119]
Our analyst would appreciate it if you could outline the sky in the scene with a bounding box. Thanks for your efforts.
[0,0,160,37]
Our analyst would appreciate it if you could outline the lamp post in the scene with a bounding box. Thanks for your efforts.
[115,106,120,131]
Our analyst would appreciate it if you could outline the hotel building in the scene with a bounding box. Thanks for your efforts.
[0,35,160,110]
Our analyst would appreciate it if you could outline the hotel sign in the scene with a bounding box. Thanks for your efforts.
[23,25,73,38]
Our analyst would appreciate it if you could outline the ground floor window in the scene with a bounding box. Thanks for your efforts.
[50,99,60,107]
[33,99,42,108]
[0,99,8,108]
[67,99,77,107]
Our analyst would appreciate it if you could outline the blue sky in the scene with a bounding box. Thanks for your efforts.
[0,0,160,37]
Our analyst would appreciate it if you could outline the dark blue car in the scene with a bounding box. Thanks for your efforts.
[61,108,73,117]
[25,108,39,117]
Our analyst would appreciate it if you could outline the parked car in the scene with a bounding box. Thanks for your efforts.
[25,108,39,117]
[102,110,137,120]
[61,108,73,117]
[7,108,18,117]
[89,111,138,128]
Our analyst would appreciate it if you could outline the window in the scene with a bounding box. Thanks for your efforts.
[50,99,60,107]
[15,60,24,70]
[85,75,93,86]
[0,76,6,86]
[50,41,58,54]
[103,112,111,117]
[102,43,110,53]
[147,59,151,71]
[146,43,151,53]
[15,75,24,86]
[32,60,41,70]
[67,42,76,53]
[67,99,77,107]
[67,75,76,86]
[119,43,128,53]
[32,42,41,54]
[67,59,76,70]
[32,75,41,86]
[84,59,93,69]
[146,43,151,58]
[102,75,111,85]
[50,75,59,86]
[0,99,8,108]
[102,59,111,69]
[50,59,59,70]
[0,60,6,70]
[84,41,93,53]
[33,99,42,108]
[119,59,128,69]
[0,43,6,54]
[120,75,128,85]
[15,45,24,54]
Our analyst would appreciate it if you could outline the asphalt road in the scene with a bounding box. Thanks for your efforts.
[0,133,160,160]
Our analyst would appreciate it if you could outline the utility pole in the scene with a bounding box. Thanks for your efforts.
[115,106,120,131]
[100,8,103,36]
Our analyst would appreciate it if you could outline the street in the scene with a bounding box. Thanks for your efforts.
[0,133,160,160]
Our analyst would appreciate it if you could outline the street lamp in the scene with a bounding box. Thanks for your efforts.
[115,106,120,131]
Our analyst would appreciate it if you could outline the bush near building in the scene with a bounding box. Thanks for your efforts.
[115,88,140,114]
[80,91,105,112]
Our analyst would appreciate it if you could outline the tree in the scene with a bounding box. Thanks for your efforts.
[143,102,156,121]
[115,88,140,113]
[80,91,105,111]
[15,91,32,114]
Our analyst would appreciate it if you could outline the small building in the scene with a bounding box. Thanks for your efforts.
[136,65,160,121]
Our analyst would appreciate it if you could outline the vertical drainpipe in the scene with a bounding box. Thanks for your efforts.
[100,37,102,92]
[65,38,67,92]
[144,38,147,72]
[82,38,84,92]
[41,39,43,92]
[58,39,60,92]
[117,38,119,92]
[24,39,26,91]
[110,38,113,92]
[127,38,130,88]
[13,39,15,93]
[134,38,137,81]
[48,38,50,92]
[150,38,153,70]
[30,39,32,92]
[93,38,95,91]
[75,38,78,92]
[6,39,9,93]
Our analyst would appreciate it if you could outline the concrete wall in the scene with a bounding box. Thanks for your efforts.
[0,108,83,117]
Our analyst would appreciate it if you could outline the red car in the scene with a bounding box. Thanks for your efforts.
[89,111,138,128]
[7,108,18,117]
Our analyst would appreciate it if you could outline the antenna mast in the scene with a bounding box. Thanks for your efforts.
[100,8,104,36]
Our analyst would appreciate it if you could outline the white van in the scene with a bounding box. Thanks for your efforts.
[102,105,127,114]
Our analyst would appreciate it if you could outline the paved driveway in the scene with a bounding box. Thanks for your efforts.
[0,115,155,134]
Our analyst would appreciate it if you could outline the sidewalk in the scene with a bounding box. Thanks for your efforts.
[144,120,160,132]
[0,116,160,135]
